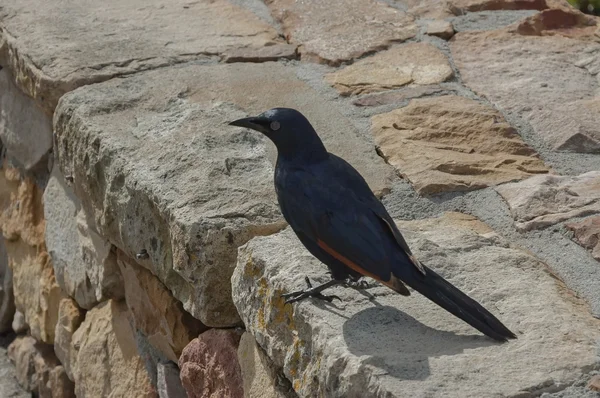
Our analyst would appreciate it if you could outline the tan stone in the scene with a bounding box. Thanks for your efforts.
[0,166,65,343]
[0,0,285,113]
[353,85,448,107]
[41,366,75,398]
[238,332,296,398]
[116,251,207,362]
[222,44,298,63]
[179,329,243,398]
[70,300,156,398]
[426,20,455,40]
[589,374,600,392]
[326,43,453,96]
[265,0,416,65]
[371,95,549,195]
[514,7,598,38]
[399,0,455,19]
[496,172,600,231]
[566,216,600,261]
[54,298,84,380]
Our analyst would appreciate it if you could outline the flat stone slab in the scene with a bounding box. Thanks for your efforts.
[566,216,600,261]
[326,43,453,96]
[496,172,600,231]
[0,0,286,113]
[232,212,600,398]
[371,95,549,195]
[54,61,394,327]
[450,30,600,153]
[265,0,417,65]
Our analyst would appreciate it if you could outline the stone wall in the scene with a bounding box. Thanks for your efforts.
[1,0,600,397]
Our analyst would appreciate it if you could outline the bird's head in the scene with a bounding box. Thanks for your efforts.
[229,108,327,162]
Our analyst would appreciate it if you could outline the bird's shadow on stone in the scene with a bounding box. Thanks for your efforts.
[342,305,497,381]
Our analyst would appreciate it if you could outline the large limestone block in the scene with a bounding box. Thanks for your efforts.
[451,30,600,153]
[371,95,549,195]
[265,0,416,65]
[70,300,156,398]
[0,0,286,113]
[232,213,600,398]
[0,69,52,169]
[496,172,600,231]
[0,166,65,343]
[44,165,123,309]
[54,62,393,327]
[117,251,207,362]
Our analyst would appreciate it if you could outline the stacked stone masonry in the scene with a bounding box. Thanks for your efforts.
[0,0,599,397]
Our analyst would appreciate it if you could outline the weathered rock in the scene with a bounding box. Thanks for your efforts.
[54,298,84,380]
[399,0,455,19]
[371,95,549,195]
[157,362,187,398]
[179,329,244,398]
[589,375,600,392]
[54,62,393,327]
[326,43,453,96]
[451,0,548,12]
[450,31,600,153]
[44,165,123,309]
[0,0,286,114]
[0,166,65,343]
[514,7,598,37]
[566,216,600,261]
[265,0,416,65]
[70,300,156,398]
[0,335,30,398]
[222,44,298,63]
[117,251,206,362]
[7,335,74,397]
[12,311,27,334]
[238,332,296,398]
[353,85,448,107]
[0,69,52,170]
[426,20,455,40]
[0,238,15,333]
[451,10,539,32]
[232,213,600,398]
[496,172,600,231]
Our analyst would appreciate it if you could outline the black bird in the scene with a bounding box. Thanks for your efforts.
[230,108,516,342]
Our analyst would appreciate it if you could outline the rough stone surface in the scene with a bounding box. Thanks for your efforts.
[44,165,123,309]
[222,44,298,63]
[232,213,600,398]
[54,61,393,327]
[117,250,207,362]
[0,166,65,343]
[514,7,598,37]
[157,362,187,398]
[426,20,455,40]
[7,335,74,397]
[0,238,15,333]
[353,85,448,107]
[0,335,29,398]
[179,329,244,398]
[11,311,26,334]
[265,0,417,65]
[566,216,600,261]
[0,69,52,170]
[589,375,600,391]
[326,43,453,96]
[238,332,296,398]
[451,10,539,32]
[451,0,549,12]
[371,95,549,195]
[450,30,600,153]
[70,300,156,398]
[54,298,83,380]
[0,0,286,113]
[496,172,600,231]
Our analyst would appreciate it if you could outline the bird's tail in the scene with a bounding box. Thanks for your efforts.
[400,264,516,342]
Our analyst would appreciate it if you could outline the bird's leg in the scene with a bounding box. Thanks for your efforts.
[282,277,343,304]
[344,278,376,290]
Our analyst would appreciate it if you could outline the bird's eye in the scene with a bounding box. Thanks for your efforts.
[270,121,281,131]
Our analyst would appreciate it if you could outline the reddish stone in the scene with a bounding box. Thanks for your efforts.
[566,216,600,261]
[515,7,597,37]
[178,329,244,398]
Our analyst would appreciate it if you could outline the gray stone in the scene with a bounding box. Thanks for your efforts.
[157,362,186,398]
[451,30,600,153]
[43,165,123,309]
[232,212,600,398]
[496,172,600,231]
[0,69,52,170]
[0,0,286,113]
[0,238,15,333]
[11,311,27,334]
[54,61,393,327]
[451,10,539,32]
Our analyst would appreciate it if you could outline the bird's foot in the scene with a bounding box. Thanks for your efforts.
[344,279,376,290]
[281,277,342,304]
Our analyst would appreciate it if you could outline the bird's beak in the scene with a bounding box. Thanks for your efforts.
[228,116,270,134]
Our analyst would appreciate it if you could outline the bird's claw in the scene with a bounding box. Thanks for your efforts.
[344,279,373,290]
[281,276,342,304]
